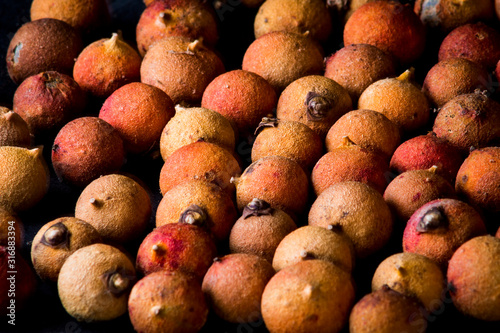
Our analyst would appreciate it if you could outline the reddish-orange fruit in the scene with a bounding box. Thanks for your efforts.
[99,82,175,154]
[242,31,324,93]
[201,70,277,139]
[6,18,83,84]
[136,0,218,56]
[422,57,491,107]
[141,36,225,105]
[13,71,86,136]
[344,1,425,65]
[0,107,30,148]
[159,141,241,196]
[73,33,142,98]
[403,198,487,267]
[324,44,396,103]
[52,117,125,187]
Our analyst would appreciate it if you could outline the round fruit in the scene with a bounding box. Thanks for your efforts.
[0,107,30,147]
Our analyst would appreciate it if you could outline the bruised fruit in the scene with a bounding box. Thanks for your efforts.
[0,146,49,212]
[272,225,355,273]
[254,0,332,42]
[156,180,238,242]
[0,208,24,248]
[13,71,86,136]
[455,147,500,214]
[141,36,225,104]
[6,18,83,84]
[242,31,324,93]
[201,70,277,139]
[233,156,309,220]
[344,1,425,65]
[159,106,235,160]
[402,198,487,267]
[309,181,393,258]
[261,259,355,333]
[325,109,400,160]
[251,118,323,173]
[447,235,500,321]
[99,82,175,154]
[58,243,136,322]
[372,252,446,312]
[349,286,427,333]
[276,75,352,138]
[52,117,125,188]
[324,44,396,103]
[136,223,217,281]
[311,136,389,195]
[128,270,208,333]
[0,107,30,147]
[31,217,101,281]
[422,57,491,108]
[75,174,152,244]
[229,198,297,262]
[202,253,275,323]
[73,33,142,98]
[159,141,241,196]
[136,0,218,56]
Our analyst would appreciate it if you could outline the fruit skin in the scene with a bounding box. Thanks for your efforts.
[6,18,83,84]
[344,1,426,65]
[136,223,217,281]
[75,174,152,244]
[261,259,355,333]
[99,82,175,154]
[0,107,30,148]
[201,253,275,323]
[455,147,500,214]
[0,146,50,212]
[402,198,487,268]
[57,243,136,322]
[13,71,87,136]
[447,235,500,321]
[0,209,24,249]
[51,117,125,188]
[128,270,209,333]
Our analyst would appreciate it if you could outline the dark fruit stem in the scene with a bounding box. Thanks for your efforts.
[254,117,278,135]
[416,207,447,233]
[179,204,207,226]
[102,268,135,297]
[305,91,333,121]
[41,222,70,249]
[242,198,273,219]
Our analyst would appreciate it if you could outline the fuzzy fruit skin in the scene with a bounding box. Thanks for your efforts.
[447,235,500,321]
[75,174,152,244]
[0,107,30,148]
[235,156,309,220]
[58,244,136,322]
[52,117,125,188]
[128,270,208,333]
[13,71,86,136]
[0,208,24,249]
[0,146,50,212]
[141,36,225,105]
[201,70,277,139]
[371,252,446,313]
[99,82,175,154]
[455,147,500,214]
[136,223,217,281]
[242,31,324,93]
[344,1,425,65]
[202,253,275,323]
[156,180,238,242]
[73,34,142,98]
[309,181,393,258]
[390,133,464,185]
[402,199,487,268]
[159,141,241,196]
[422,58,491,108]
[261,259,355,333]
[432,92,500,153]
[324,44,396,103]
[6,18,83,84]
[349,287,427,333]
[31,217,101,281]
[136,0,218,56]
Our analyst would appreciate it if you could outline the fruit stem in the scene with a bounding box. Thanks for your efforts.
[427,165,438,174]
[41,222,70,249]
[187,39,203,54]
[178,204,207,226]
[338,136,356,148]
[254,117,279,135]
[416,207,447,233]
[396,68,415,82]
[242,198,274,219]
[305,91,333,121]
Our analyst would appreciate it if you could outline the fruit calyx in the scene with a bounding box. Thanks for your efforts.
[179,204,207,226]
[101,268,135,297]
[416,207,448,233]
[41,222,70,249]
[242,198,274,219]
[305,91,333,121]
[254,117,279,135]
[299,250,316,260]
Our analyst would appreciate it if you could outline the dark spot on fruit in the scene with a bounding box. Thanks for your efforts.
[52,144,60,152]
[341,211,348,218]
[412,192,421,202]
[462,175,468,183]
[447,281,456,294]
[305,314,319,322]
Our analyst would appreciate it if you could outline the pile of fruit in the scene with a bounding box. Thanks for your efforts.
[1,0,500,332]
